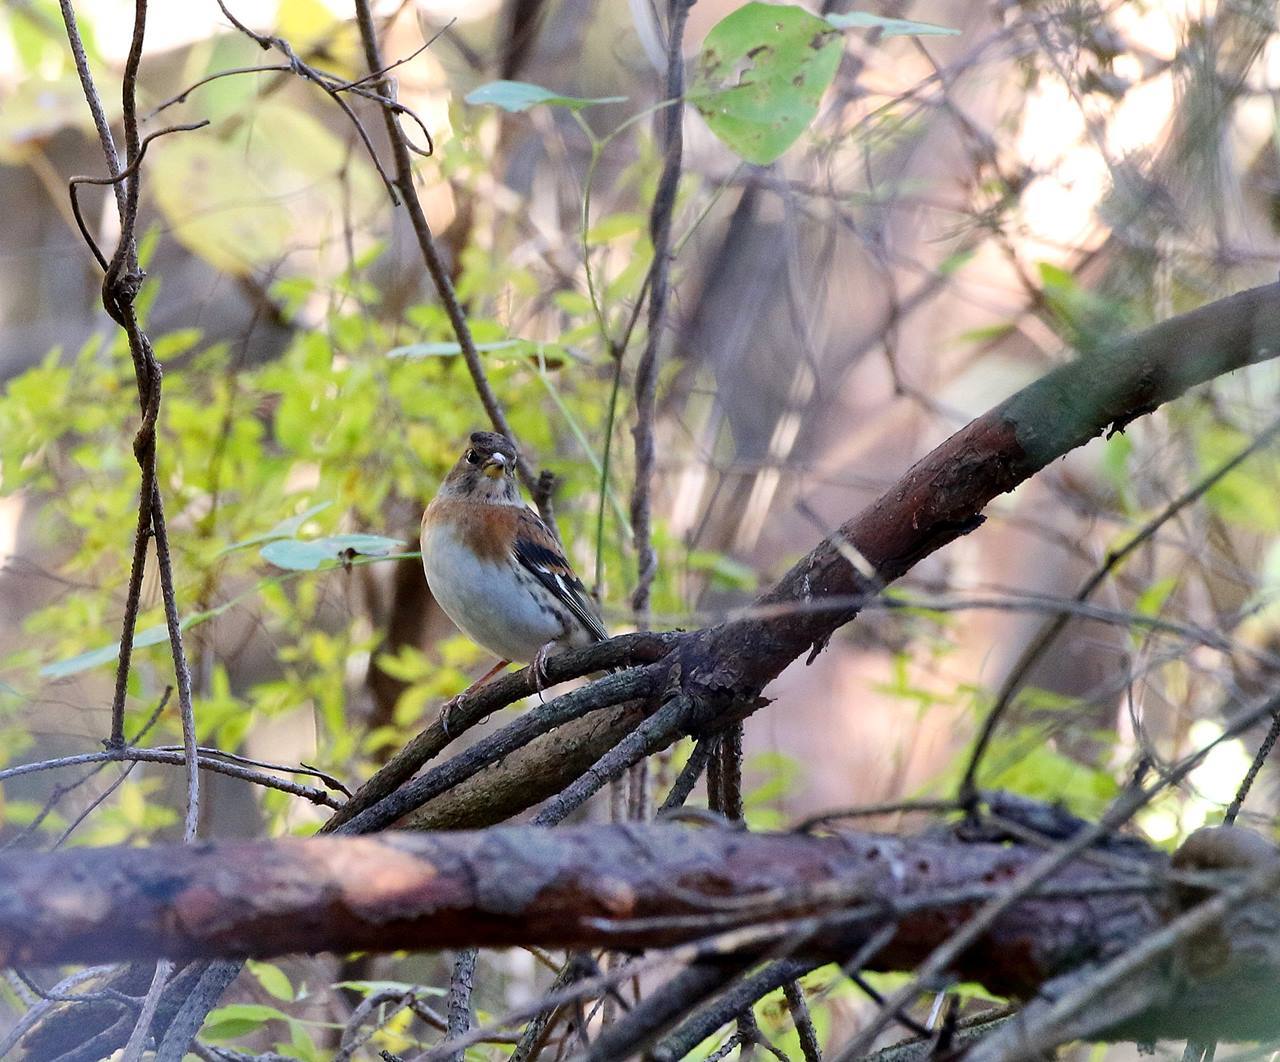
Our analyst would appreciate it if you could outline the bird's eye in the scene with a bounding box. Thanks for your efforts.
[465,449,480,465]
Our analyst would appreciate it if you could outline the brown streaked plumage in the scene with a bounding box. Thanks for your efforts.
[421,431,607,668]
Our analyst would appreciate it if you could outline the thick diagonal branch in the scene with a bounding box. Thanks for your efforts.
[402,282,1280,829]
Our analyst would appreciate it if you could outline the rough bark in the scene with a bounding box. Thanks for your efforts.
[6,825,1280,1042]
[0,826,1156,981]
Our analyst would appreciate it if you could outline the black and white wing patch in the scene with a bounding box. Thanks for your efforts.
[512,508,608,643]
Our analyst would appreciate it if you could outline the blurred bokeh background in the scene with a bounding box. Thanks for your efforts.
[3,0,1280,1055]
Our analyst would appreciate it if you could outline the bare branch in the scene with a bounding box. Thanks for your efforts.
[57,0,201,852]
[631,0,695,618]
[0,747,344,809]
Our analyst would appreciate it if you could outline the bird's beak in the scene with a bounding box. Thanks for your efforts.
[482,454,507,479]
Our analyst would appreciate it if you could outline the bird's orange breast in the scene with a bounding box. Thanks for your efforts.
[422,500,519,563]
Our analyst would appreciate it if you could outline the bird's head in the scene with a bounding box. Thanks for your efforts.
[438,431,522,504]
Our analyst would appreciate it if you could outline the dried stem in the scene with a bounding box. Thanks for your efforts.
[442,949,477,1062]
[57,0,201,852]
[630,0,694,618]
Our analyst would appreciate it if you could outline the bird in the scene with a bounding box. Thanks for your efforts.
[421,431,607,700]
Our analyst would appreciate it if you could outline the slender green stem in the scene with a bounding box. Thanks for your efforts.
[532,352,631,538]
[674,161,746,256]
[595,357,627,595]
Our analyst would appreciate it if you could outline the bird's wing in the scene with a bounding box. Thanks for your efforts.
[511,508,608,642]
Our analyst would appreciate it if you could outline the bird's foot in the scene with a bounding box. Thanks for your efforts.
[438,659,510,738]
[532,643,555,703]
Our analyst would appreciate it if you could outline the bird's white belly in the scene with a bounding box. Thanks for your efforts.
[421,522,564,662]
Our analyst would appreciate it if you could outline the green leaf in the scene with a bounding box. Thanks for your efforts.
[40,597,249,680]
[387,339,523,359]
[825,11,958,36]
[464,80,626,113]
[688,2,844,165]
[216,502,333,557]
[260,534,403,571]
[40,623,169,680]
[248,960,294,1002]
[1134,576,1178,619]
[203,1002,292,1041]
[335,979,447,997]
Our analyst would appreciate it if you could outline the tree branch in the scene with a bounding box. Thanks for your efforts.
[6,823,1280,1045]
[0,824,1159,971]
[395,281,1280,829]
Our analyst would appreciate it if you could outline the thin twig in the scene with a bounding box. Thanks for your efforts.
[707,722,759,1054]
[652,959,817,1062]
[577,958,754,1062]
[150,745,351,795]
[121,959,172,1062]
[1224,707,1280,824]
[442,949,477,1062]
[532,695,690,825]
[631,0,694,618]
[510,959,589,1062]
[784,981,822,1062]
[0,965,132,1057]
[212,0,418,195]
[792,799,963,833]
[0,747,343,807]
[658,737,715,812]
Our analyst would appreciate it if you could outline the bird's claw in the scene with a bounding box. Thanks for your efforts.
[438,696,459,739]
[532,643,554,703]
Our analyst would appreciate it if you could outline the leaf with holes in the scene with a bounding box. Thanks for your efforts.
[688,2,843,165]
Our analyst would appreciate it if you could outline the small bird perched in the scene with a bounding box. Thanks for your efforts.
[421,431,607,689]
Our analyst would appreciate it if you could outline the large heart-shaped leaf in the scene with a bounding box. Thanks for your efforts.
[688,2,844,165]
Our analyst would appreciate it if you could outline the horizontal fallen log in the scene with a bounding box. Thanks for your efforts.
[6,824,1280,1042]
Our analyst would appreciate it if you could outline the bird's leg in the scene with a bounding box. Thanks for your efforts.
[439,659,510,738]
[532,642,556,703]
